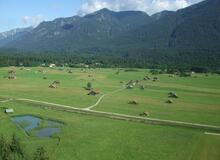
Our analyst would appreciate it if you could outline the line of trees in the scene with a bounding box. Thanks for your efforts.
[0,48,219,72]
[0,134,49,160]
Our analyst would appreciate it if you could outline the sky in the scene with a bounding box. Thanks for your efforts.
[0,0,203,32]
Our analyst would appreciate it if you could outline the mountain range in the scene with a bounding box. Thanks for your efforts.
[0,27,33,47]
[0,0,219,61]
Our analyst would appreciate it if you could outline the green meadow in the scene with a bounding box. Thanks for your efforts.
[0,67,220,160]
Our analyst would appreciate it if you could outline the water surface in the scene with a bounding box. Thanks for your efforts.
[11,115,63,138]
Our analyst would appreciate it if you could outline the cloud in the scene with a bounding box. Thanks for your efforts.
[22,15,44,27]
[78,0,203,16]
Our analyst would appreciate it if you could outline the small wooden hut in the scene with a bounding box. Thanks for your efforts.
[140,111,150,116]
[168,92,178,98]
[49,84,57,88]
[128,101,138,105]
[87,90,100,96]
[166,99,173,104]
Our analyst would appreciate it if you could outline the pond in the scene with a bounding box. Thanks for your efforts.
[11,115,63,138]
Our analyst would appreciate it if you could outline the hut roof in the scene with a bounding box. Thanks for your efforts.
[126,85,133,89]
[145,76,151,80]
[140,111,150,116]
[8,75,16,79]
[168,92,178,98]
[88,90,100,96]
[49,84,57,88]
[128,100,138,105]
[52,80,60,84]
[8,70,16,74]
[143,111,150,116]
[166,99,173,104]
[126,80,134,85]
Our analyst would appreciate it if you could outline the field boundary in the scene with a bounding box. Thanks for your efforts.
[14,98,220,132]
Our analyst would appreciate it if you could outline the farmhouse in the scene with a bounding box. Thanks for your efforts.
[5,108,14,114]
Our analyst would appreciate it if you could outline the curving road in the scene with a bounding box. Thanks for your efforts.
[85,87,125,110]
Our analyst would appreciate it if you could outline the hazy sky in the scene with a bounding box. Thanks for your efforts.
[0,0,203,32]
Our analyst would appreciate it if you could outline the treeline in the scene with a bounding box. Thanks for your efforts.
[0,48,219,72]
[0,134,49,160]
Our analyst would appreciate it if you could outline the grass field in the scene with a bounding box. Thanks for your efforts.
[0,67,220,159]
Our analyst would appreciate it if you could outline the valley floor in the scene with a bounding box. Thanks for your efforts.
[0,67,220,159]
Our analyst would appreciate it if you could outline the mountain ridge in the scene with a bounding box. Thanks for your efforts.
[0,0,220,55]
